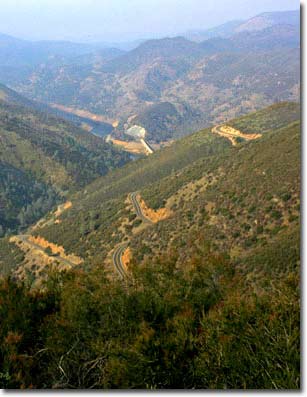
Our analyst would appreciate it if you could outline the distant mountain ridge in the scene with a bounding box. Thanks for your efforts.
[185,9,299,41]
[0,33,119,67]
[235,10,300,33]
[101,36,204,74]
[0,9,300,143]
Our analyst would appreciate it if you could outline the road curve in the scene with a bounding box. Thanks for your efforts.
[212,125,237,146]
[112,243,128,279]
[212,125,261,146]
[112,193,154,277]
[17,235,77,268]
[129,192,154,224]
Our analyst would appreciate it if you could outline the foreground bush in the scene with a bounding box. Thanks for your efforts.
[0,244,299,389]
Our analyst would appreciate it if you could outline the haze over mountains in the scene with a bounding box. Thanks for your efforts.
[0,10,300,142]
[185,9,299,40]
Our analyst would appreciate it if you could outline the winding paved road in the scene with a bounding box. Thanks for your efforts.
[212,125,237,146]
[112,192,154,278]
[17,235,77,268]
[112,243,129,279]
[129,192,154,224]
[212,125,261,146]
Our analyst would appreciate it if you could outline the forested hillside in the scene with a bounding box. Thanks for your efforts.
[0,88,130,235]
[26,102,298,264]
[0,102,300,389]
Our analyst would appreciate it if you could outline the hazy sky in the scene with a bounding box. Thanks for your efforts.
[0,0,299,42]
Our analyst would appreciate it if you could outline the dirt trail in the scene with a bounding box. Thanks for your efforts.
[212,125,262,146]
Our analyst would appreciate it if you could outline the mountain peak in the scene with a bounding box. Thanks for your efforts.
[235,9,299,33]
